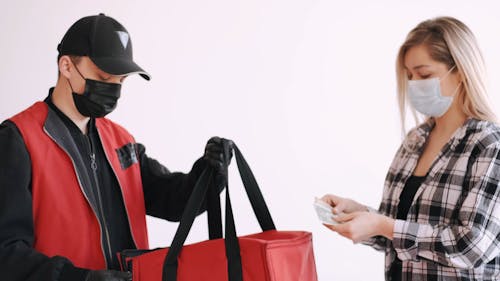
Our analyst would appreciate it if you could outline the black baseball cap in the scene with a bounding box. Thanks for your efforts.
[57,13,151,80]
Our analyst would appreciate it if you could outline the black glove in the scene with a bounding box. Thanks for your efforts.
[85,270,132,281]
[203,136,233,177]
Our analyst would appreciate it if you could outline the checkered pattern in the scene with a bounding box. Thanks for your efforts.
[364,118,500,280]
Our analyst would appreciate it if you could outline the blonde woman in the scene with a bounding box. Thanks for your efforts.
[322,17,500,280]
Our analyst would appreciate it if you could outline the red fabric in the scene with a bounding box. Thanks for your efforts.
[126,230,318,281]
[96,118,149,251]
[10,102,148,269]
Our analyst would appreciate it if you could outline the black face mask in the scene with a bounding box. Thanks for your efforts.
[69,66,122,118]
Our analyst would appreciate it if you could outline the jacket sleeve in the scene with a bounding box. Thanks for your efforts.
[361,143,408,252]
[392,142,500,269]
[0,121,90,281]
[360,207,389,252]
[137,143,214,221]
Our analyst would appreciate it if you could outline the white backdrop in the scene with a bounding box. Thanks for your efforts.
[2,1,500,280]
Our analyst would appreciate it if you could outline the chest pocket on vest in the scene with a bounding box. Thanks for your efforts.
[116,143,138,169]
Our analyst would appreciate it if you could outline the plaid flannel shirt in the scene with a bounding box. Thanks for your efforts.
[364,118,500,280]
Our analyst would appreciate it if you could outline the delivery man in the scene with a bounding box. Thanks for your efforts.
[0,13,231,281]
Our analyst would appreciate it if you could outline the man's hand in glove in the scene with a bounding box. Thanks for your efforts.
[203,137,234,186]
[85,270,132,281]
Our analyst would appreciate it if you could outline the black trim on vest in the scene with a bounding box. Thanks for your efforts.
[43,106,117,267]
[44,106,100,214]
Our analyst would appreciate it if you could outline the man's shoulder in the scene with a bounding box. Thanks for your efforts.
[9,102,48,124]
[96,117,135,139]
[0,119,27,153]
[0,120,21,135]
[2,102,47,136]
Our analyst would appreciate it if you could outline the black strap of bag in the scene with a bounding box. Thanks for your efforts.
[163,142,275,281]
[233,145,275,231]
[205,143,276,240]
[207,175,223,240]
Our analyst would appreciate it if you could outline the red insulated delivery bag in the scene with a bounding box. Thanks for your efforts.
[119,144,318,281]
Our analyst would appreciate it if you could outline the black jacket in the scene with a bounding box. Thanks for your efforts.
[0,90,210,281]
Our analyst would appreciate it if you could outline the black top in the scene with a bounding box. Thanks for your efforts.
[390,174,426,281]
[396,175,425,220]
[0,89,212,281]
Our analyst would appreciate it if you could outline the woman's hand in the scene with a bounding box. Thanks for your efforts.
[320,194,367,214]
[324,212,395,243]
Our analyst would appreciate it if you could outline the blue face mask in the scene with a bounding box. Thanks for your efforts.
[407,66,458,117]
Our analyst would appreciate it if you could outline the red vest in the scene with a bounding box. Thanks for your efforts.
[10,102,149,269]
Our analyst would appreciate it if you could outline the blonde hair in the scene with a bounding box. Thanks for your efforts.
[396,16,497,132]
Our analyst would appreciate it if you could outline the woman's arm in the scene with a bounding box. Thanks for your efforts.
[391,142,500,269]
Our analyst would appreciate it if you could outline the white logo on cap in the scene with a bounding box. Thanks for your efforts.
[116,31,129,49]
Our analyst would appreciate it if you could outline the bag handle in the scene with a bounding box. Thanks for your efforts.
[162,143,275,281]
[163,168,243,281]
[233,145,275,231]
[205,144,276,240]
[207,175,223,240]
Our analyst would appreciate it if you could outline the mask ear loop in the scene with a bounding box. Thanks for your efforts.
[66,59,86,95]
[440,65,462,98]
[441,65,456,80]
[69,59,87,81]
[451,80,463,98]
